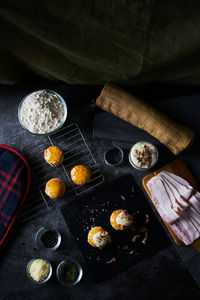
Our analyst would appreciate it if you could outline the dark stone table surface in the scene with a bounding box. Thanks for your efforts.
[0,82,200,300]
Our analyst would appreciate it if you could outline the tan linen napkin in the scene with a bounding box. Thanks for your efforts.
[96,82,194,155]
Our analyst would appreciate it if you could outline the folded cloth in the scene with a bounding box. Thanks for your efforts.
[0,145,31,246]
[96,82,195,155]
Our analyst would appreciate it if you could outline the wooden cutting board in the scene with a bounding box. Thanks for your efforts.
[142,159,200,251]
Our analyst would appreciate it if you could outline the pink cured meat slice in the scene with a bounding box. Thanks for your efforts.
[184,206,200,229]
[160,177,183,216]
[147,174,200,245]
[147,177,181,224]
[169,217,199,245]
[194,191,200,199]
[160,171,193,200]
[194,191,200,203]
[188,194,200,214]
[161,171,193,189]
[154,173,187,212]
[162,171,200,213]
[161,171,200,214]
[161,176,189,210]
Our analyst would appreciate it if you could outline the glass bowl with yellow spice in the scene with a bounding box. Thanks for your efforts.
[56,259,83,286]
[26,258,52,284]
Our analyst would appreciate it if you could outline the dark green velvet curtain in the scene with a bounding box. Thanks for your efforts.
[1,0,200,85]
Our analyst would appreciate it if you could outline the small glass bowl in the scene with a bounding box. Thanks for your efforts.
[18,89,67,136]
[56,259,83,286]
[104,146,124,167]
[129,141,159,171]
[35,227,61,251]
[26,259,52,284]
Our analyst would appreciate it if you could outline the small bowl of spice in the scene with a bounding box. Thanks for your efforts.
[56,259,83,286]
[18,89,67,136]
[129,141,158,171]
[35,227,61,251]
[26,258,52,284]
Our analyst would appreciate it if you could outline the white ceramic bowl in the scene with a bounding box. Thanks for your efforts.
[128,141,159,171]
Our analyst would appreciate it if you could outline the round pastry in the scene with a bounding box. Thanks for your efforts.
[44,146,64,167]
[87,226,111,249]
[110,209,133,230]
[70,165,91,185]
[45,178,65,199]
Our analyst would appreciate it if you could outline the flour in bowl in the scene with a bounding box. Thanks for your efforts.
[19,90,66,134]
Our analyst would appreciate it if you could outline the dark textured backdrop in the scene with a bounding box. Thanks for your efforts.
[1,0,200,85]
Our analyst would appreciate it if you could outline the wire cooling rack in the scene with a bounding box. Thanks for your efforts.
[18,123,104,222]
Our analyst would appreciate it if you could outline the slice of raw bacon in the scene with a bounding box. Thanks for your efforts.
[147,177,181,224]
[147,172,200,245]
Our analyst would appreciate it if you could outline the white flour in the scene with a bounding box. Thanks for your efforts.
[20,90,65,134]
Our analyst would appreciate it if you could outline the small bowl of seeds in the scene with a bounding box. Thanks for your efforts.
[35,227,61,251]
[56,259,83,286]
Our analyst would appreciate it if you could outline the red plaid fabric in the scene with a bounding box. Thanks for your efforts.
[0,145,31,246]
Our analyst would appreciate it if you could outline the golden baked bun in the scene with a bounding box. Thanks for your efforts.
[44,146,64,167]
[87,226,111,249]
[45,178,65,199]
[110,209,125,230]
[70,165,91,185]
[110,209,133,230]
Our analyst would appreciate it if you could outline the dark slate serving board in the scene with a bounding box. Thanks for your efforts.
[61,174,170,283]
